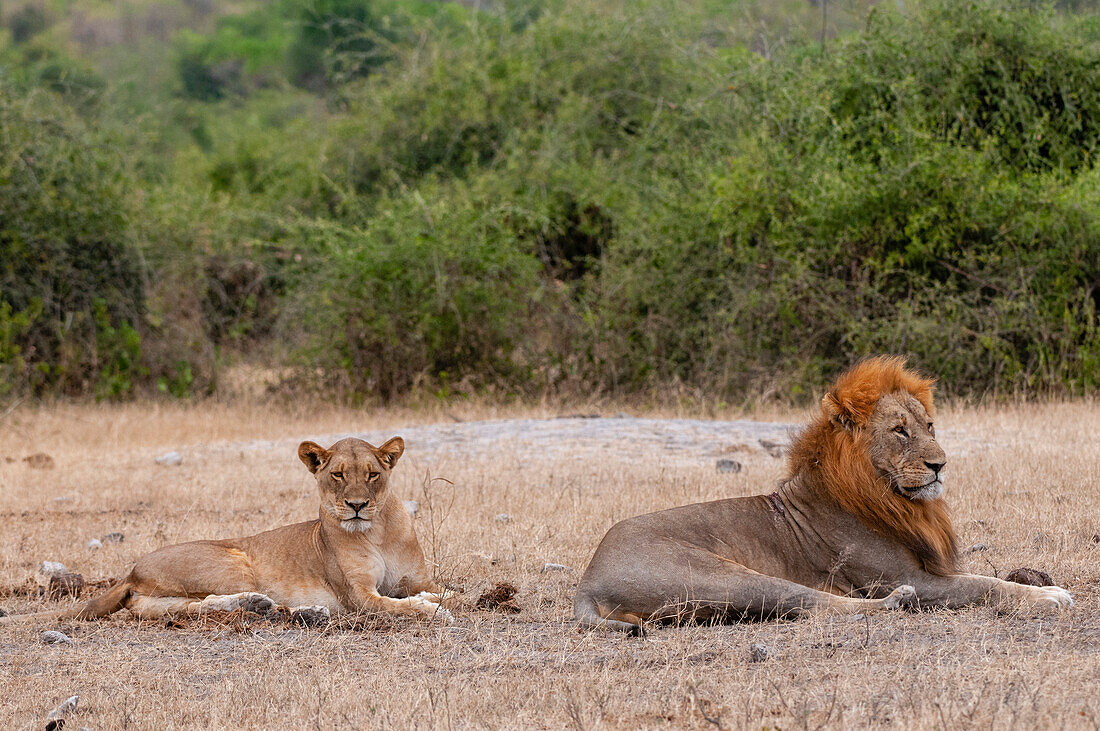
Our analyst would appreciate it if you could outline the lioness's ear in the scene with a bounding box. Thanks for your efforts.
[375,436,404,469]
[298,441,330,474]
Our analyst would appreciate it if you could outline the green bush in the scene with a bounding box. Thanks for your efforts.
[0,86,146,396]
[5,0,1100,403]
[292,179,543,399]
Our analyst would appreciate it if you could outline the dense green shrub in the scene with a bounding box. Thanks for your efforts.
[3,0,1099,402]
[292,179,544,399]
[0,87,146,396]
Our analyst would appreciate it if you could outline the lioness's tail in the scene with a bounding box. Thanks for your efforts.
[0,578,132,626]
[574,589,644,636]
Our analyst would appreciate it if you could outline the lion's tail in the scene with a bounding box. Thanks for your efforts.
[573,589,645,636]
[0,577,132,626]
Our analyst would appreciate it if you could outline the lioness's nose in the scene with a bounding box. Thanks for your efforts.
[345,500,368,514]
[925,461,945,474]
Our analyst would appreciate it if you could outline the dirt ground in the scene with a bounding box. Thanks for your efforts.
[0,400,1098,729]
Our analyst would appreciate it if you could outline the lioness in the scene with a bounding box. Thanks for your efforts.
[575,357,1073,632]
[2,437,452,625]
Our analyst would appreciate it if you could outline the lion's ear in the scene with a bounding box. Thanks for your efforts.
[822,392,855,430]
[298,441,330,474]
[375,436,404,469]
[822,381,878,429]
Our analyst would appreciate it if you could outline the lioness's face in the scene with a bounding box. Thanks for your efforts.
[297,436,405,532]
[867,392,946,501]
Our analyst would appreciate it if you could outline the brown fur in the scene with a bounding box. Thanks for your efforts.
[790,356,957,575]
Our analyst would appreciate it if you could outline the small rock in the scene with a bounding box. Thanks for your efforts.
[38,561,67,576]
[154,451,182,466]
[716,459,742,474]
[403,500,419,517]
[41,630,74,646]
[748,642,774,662]
[849,613,866,621]
[86,538,103,551]
[48,573,86,600]
[1005,567,1055,587]
[45,694,79,731]
[758,440,785,459]
[1091,534,1099,544]
[494,513,512,524]
[541,563,570,573]
[101,532,124,544]
[964,543,989,554]
[24,452,55,469]
[53,496,73,504]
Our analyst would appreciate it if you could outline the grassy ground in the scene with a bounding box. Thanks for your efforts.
[0,400,1097,728]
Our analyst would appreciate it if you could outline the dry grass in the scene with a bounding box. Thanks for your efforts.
[0,400,1098,729]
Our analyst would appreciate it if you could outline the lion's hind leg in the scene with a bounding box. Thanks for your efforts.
[578,544,917,631]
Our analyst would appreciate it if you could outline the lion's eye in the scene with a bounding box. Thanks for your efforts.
[893,426,908,436]
[367,472,378,481]
[331,471,344,480]
[927,422,935,433]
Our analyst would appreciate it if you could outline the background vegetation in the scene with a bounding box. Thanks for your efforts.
[1,0,1098,404]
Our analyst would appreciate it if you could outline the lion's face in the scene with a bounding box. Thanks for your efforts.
[298,437,405,532]
[867,392,946,501]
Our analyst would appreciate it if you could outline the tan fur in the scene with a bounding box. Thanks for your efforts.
[575,356,1073,632]
[2,437,452,626]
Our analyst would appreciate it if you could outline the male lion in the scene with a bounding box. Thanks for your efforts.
[574,357,1073,633]
[2,437,452,625]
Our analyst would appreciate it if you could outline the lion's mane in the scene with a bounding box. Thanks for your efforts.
[786,356,957,575]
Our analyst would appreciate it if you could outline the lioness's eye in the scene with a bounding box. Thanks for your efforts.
[893,426,907,436]
[331,471,344,480]
[367,472,379,481]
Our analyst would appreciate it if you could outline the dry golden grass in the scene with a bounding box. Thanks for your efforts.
[1,400,1098,729]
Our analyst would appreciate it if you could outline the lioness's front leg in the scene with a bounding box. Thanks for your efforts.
[348,584,454,624]
[909,573,1073,611]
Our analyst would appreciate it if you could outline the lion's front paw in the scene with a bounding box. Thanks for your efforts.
[1024,585,1074,610]
[882,584,917,610]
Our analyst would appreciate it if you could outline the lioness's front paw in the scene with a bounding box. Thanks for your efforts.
[882,584,917,610]
[415,599,454,625]
[238,592,277,615]
[203,592,277,614]
[1024,585,1074,610]
[289,605,331,627]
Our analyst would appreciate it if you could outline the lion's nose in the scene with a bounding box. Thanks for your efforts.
[925,461,945,475]
[345,501,368,514]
